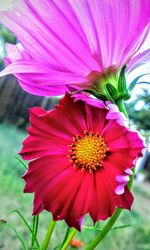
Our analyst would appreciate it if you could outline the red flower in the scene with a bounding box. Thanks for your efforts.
[20,95,144,230]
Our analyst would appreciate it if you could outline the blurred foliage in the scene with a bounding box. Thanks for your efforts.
[0,24,16,45]
[126,88,150,133]
[0,24,16,68]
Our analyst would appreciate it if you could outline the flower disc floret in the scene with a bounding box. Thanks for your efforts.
[69,131,108,172]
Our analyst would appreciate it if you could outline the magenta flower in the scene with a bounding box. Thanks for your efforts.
[0,0,150,96]
[20,94,144,230]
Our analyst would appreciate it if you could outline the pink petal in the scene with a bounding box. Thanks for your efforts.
[0,59,88,96]
[0,1,99,73]
[125,168,133,175]
[69,0,150,68]
[128,48,150,72]
[115,168,133,195]
[115,184,126,195]
[72,91,106,109]
[106,102,129,127]
[116,175,130,183]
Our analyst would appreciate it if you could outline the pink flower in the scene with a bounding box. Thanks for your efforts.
[20,94,144,230]
[0,1,150,96]
[115,169,133,195]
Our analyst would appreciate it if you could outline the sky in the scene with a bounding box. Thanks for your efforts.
[0,0,18,11]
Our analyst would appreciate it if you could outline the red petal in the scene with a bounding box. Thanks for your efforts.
[23,155,70,193]
[20,135,68,160]
[89,170,115,223]
[33,193,43,215]
[41,169,92,230]
[115,187,134,210]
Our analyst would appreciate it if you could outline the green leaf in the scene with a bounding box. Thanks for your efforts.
[128,73,150,92]
[95,221,100,228]
[9,210,40,248]
[112,224,131,230]
[15,155,27,170]
[83,225,97,230]
[10,209,32,233]
[53,246,61,250]
[0,221,27,250]
[83,224,130,231]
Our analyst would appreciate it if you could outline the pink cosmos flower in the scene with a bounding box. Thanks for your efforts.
[0,0,150,96]
[20,94,144,230]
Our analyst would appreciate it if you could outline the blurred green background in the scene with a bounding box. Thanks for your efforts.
[0,26,150,250]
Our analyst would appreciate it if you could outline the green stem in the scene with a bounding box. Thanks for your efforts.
[34,216,39,239]
[31,216,36,248]
[31,216,39,249]
[35,216,39,248]
[116,98,128,118]
[85,208,122,250]
[41,220,56,250]
[60,228,77,250]
[127,168,135,189]
[61,227,71,247]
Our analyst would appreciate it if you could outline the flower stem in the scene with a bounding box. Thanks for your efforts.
[61,227,71,247]
[60,228,77,250]
[41,220,56,250]
[84,208,121,250]
[116,98,128,118]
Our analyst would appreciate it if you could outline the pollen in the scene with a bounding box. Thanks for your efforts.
[69,131,108,173]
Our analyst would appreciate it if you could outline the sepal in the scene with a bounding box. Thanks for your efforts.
[83,89,107,101]
[118,65,130,100]
[104,83,119,102]
[128,73,150,93]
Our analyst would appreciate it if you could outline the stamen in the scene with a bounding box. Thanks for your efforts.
[68,131,108,173]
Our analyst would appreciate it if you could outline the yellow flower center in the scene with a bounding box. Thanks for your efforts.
[69,131,108,173]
